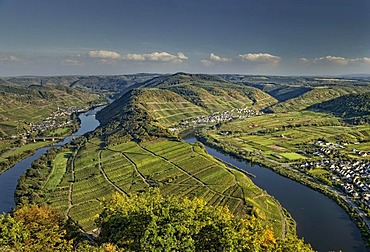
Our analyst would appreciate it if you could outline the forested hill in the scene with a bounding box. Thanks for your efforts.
[96,73,277,142]
[0,83,103,137]
[4,74,156,96]
[307,92,370,122]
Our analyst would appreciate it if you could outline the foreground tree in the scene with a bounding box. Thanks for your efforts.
[0,205,73,251]
[96,189,313,251]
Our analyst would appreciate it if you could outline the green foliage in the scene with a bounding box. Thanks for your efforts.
[96,190,313,251]
[268,85,370,113]
[307,92,370,123]
[0,205,73,251]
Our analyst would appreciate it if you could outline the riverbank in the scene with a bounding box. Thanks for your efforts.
[0,102,109,175]
[195,133,370,249]
[0,106,105,214]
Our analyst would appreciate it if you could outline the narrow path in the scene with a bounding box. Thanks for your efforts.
[138,143,245,202]
[98,150,129,196]
[107,147,150,187]
[65,148,78,217]
[277,204,286,239]
[139,143,206,186]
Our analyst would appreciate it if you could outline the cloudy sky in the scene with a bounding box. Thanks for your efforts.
[0,0,369,76]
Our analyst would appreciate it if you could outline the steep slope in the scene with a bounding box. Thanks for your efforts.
[268,85,370,113]
[97,73,277,131]
[307,92,370,122]
[6,74,157,97]
[0,83,102,136]
[148,73,277,110]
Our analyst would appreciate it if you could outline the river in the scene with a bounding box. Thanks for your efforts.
[184,137,368,252]
[0,110,368,251]
[0,106,104,214]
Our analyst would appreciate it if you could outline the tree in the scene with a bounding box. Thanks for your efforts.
[96,189,313,252]
[0,205,73,251]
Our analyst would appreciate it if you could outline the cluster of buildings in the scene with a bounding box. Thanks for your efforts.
[169,107,262,132]
[18,106,86,140]
[296,141,370,208]
[183,108,262,126]
[310,140,345,158]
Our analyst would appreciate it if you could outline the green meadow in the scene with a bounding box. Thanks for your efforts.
[209,111,370,162]
[34,137,292,237]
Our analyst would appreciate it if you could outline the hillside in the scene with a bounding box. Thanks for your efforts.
[307,92,370,122]
[97,73,277,132]
[267,85,370,113]
[0,83,102,137]
[15,73,293,236]
[5,74,156,97]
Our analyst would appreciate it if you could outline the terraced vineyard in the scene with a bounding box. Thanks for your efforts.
[38,137,291,237]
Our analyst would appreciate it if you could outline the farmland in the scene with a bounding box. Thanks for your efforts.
[20,137,293,238]
[207,111,370,163]
[0,82,104,174]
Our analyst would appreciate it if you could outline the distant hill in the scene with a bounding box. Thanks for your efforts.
[97,73,277,141]
[268,85,370,113]
[307,92,370,121]
[0,83,102,137]
[5,74,157,97]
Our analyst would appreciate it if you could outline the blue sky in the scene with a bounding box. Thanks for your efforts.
[0,0,369,76]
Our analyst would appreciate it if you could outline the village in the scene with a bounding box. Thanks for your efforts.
[169,107,262,132]
[296,140,370,210]
[16,106,88,140]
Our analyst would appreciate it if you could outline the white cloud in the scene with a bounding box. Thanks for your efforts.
[122,54,146,61]
[354,57,370,64]
[299,57,310,64]
[209,53,232,62]
[239,53,281,64]
[87,50,188,63]
[304,55,370,65]
[88,50,122,59]
[315,55,349,65]
[0,54,20,63]
[201,53,232,66]
[141,52,188,63]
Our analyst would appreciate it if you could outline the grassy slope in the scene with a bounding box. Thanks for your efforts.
[98,73,277,128]
[41,137,291,237]
[0,82,103,174]
[20,74,291,236]
[269,85,370,113]
[306,92,370,119]
[0,84,101,137]
[206,111,370,163]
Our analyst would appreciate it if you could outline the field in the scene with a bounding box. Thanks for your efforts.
[209,111,370,162]
[41,137,289,237]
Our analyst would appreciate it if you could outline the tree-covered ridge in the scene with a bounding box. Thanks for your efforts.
[0,83,103,137]
[144,73,277,110]
[307,92,370,121]
[4,74,156,96]
[96,73,277,141]
[97,190,313,251]
[266,85,370,113]
[0,192,313,251]
[96,89,171,144]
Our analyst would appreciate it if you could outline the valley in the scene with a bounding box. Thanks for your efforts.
[1,73,370,251]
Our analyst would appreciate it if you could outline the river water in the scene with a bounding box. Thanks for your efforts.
[184,137,368,252]
[0,106,104,214]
